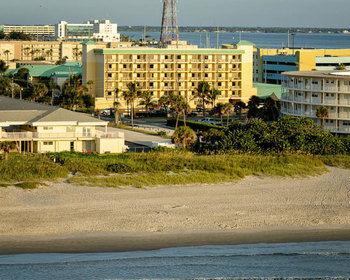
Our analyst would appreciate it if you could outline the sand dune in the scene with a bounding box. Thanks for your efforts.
[0,167,349,254]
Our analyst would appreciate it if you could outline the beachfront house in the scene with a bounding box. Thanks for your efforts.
[0,96,125,154]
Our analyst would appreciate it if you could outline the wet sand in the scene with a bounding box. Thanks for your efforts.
[0,167,349,254]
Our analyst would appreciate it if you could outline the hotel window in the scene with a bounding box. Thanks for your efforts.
[137,73,141,78]
[137,55,141,59]
[108,64,113,69]
[205,73,209,78]
[192,73,195,77]
[177,55,181,59]
[108,73,112,78]
[123,64,127,68]
[165,82,169,87]
[150,82,154,87]
[43,127,53,131]
[150,64,154,69]
[107,91,112,96]
[218,82,222,87]
[137,64,141,69]
[43,141,53,146]
[204,55,209,60]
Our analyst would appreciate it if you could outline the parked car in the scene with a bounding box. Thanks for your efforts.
[199,118,217,125]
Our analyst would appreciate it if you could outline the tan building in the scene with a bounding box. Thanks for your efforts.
[0,96,126,154]
[0,41,83,63]
[281,71,350,134]
[83,40,257,110]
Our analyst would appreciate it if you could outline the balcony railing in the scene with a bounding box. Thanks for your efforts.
[0,131,124,141]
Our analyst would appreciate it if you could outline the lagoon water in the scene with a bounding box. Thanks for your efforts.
[1,241,349,279]
[123,31,350,49]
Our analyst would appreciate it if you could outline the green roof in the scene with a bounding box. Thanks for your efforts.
[236,40,255,46]
[94,48,244,55]
[254,83,282,100]
[6,63,82,79]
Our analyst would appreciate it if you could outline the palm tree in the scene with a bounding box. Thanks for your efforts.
[172,95,189,128]
[172,126,197,149]
[60,75,88,110]
[122,82,141,128]
[139,91,156,115]
[234,101,246,120]
[194,81,211,117]
[45,49,54,61]
[316,106,329,128]
[208,88,221,108]
[213,103,225,124]
[3,50,10,63]
[113,87,121,125]
[0,60,9,76]
[0,141,17,160]
[23,47,31,59]
[86,80,94,94]
[223,103,234,126]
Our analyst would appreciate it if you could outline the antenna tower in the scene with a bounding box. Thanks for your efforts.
[160,0,179,45]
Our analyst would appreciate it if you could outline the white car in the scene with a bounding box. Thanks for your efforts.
[200,118,217,125]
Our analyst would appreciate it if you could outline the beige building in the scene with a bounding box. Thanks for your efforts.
[0,96,125,154]
[83,40,257,110]
[281,71,350,134]
[0,41,83,63]
[0,40,133,65]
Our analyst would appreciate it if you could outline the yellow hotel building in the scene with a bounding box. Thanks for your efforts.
[83,41,257,110]
[254,47,350,84]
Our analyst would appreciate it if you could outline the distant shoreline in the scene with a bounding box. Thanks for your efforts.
[1,227,350,255]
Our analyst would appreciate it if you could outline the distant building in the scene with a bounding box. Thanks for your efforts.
[0,96,125,154]
[55,20,120,42]
[82,40,257,110]
[281,70,350,134]
[6,62,82,88]
[254,48,350,84]
[0,25,55,37]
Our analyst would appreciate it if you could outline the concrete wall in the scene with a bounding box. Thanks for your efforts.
[96,138,125,154]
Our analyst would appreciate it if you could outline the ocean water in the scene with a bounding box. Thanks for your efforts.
[0,241,349,279]
[123,31,350,49]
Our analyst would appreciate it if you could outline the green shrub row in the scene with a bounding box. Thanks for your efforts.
[195,116,350,155]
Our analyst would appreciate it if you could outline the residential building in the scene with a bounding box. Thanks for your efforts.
[0,41,83,63]
[83,40,257,110]
[0,25,55,37]
[0,96,125,153]
[281,70,350,134]
[254,48,350,84]
[6,62,82,88]
[55,20,120,42]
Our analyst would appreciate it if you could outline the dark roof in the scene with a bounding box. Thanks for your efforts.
[0,96,106,126]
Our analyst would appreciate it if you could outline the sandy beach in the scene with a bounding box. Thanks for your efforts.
[0,167,349,254]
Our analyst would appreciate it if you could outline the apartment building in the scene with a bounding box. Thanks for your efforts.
[0,41,83,63]
[55,20,120,42]
[83,40,257,110]
[281,71,350,134]
[0,25,55,37]
[0,96,125,154]
[254,48,350,84]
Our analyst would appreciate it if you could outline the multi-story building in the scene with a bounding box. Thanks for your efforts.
[281,70,350,134]
[55,20,120,42]
[0,25,55,37]
[254,48,350,84]
[82,40,257,110]
[0,96,125,154]
[0,41,83,63]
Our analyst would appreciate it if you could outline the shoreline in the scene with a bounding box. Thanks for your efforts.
[1,226,350,255]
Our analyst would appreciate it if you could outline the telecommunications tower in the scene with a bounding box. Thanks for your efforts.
[160,0,179,45]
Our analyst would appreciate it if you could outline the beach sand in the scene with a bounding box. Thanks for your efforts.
[0,167,349,254]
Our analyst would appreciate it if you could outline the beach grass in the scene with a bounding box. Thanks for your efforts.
[2,151,350,188]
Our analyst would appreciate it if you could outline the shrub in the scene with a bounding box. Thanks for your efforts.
[172,126,197,148]
[106,163,136,173]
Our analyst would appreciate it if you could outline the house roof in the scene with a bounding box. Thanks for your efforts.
[6,63,82,79]
[0,96,106,127]
[254,83,282,100]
